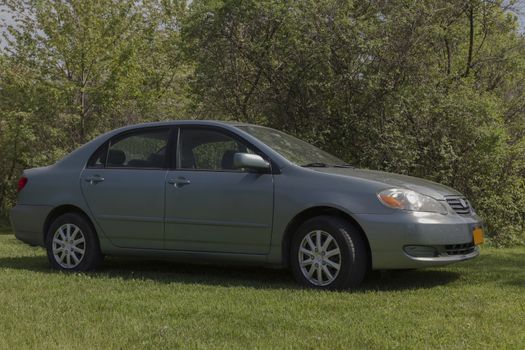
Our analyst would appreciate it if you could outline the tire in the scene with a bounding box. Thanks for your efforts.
[45,213,103,271]
[290,215,368,290]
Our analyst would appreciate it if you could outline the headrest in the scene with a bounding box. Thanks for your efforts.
[108,149,126,166]
[221,150,237,170]
[180,148,195,169]
[148,153,165,168]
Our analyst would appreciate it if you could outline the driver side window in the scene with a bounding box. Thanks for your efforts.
[178,128,256,171]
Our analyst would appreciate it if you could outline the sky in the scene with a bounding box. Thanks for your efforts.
[0,4,15,48]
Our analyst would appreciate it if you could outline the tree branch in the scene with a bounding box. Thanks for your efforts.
[464,3,474,77]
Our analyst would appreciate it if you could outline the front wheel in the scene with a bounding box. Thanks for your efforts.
[45,213,103,271]
[290,216,368,290]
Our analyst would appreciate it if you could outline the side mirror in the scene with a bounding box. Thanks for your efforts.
[233,153,270,171]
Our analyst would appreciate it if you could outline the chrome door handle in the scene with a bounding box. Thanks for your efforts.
[168,177,191,188]
[84,175,105,184]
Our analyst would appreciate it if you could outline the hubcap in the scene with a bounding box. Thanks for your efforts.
[298,230,341,286]
[52,223,86,269]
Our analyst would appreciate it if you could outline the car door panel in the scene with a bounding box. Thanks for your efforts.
[81,169,167,249]
[80,127,171,249]
[164,170,273,253]
[163,126,274,254]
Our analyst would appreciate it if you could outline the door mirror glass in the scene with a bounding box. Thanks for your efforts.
[233,153,270,171]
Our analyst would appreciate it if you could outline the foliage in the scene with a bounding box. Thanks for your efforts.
[1,0,525,245]
[0,0,188,211]
[182,0,525,246]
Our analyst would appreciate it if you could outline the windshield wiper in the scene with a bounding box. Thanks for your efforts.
[302,162,354,168]
[301,162,328,167]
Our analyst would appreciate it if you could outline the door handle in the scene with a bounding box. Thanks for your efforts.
[84,175,105,184]
[168,177,191,188]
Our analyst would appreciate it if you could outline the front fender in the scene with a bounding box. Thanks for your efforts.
[266,167,392,265]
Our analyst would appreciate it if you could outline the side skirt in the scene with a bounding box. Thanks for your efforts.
[100,246,279,267]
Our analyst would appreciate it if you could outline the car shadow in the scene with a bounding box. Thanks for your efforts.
[0,224,12,235]
[0,255,464,292]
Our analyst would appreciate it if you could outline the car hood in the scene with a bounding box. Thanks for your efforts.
[312,167,462,200]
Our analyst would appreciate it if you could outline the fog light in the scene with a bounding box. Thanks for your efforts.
[404,245,438,258]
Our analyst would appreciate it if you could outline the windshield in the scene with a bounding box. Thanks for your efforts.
[238,125,348,167]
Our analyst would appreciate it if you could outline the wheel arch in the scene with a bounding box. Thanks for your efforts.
[43,204,98,243]
[281,206,372,270]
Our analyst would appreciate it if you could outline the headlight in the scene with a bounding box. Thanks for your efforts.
[377,188,447,214]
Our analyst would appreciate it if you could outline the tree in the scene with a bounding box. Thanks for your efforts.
[2,0,524,246]
[182,0,525,245]
[0,0,187,212]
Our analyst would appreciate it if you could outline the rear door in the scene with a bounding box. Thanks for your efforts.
[80,127,172,249]
[164,126,274,254]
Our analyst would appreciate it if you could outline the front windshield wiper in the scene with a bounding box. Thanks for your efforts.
[301,162,354,168]
[301,162,329,167]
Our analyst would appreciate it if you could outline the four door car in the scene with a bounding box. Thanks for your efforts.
[10,121,485,289]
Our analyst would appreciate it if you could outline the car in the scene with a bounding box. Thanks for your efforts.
[10,120,485,289]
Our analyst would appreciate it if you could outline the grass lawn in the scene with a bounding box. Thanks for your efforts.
[0,222,524,349]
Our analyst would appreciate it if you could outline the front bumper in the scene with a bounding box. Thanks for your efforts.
[354,211,484,270]
[10,204,51,247]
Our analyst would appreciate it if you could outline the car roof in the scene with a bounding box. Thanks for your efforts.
[113,120,257,131]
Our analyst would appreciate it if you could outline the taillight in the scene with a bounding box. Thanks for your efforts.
[17,177,28,192]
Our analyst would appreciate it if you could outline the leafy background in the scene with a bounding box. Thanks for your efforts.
[1,0,524,246]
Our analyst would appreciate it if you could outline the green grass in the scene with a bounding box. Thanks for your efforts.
[0,223,524,349]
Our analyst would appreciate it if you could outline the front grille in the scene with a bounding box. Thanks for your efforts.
[444,242,475,256]
[445,196,472,215]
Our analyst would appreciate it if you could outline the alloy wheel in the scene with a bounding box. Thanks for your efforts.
[52,223,86,269]
[298,230,342,286]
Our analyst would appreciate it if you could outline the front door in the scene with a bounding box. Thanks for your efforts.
[81,127,171,249]
[164,127,274,254]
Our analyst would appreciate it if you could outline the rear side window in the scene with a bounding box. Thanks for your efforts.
[88,128,170,169]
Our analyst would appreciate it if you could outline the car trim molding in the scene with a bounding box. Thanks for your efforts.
[97,214,164,223]
[165,217,270,228]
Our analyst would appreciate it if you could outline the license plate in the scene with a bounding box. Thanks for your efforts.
[473,227,484,245]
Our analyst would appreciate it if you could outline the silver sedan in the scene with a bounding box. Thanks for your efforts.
[10,120,484,289]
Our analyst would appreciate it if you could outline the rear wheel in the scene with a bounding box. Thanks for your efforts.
[290,216,368,290]
[45,213,103,271]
